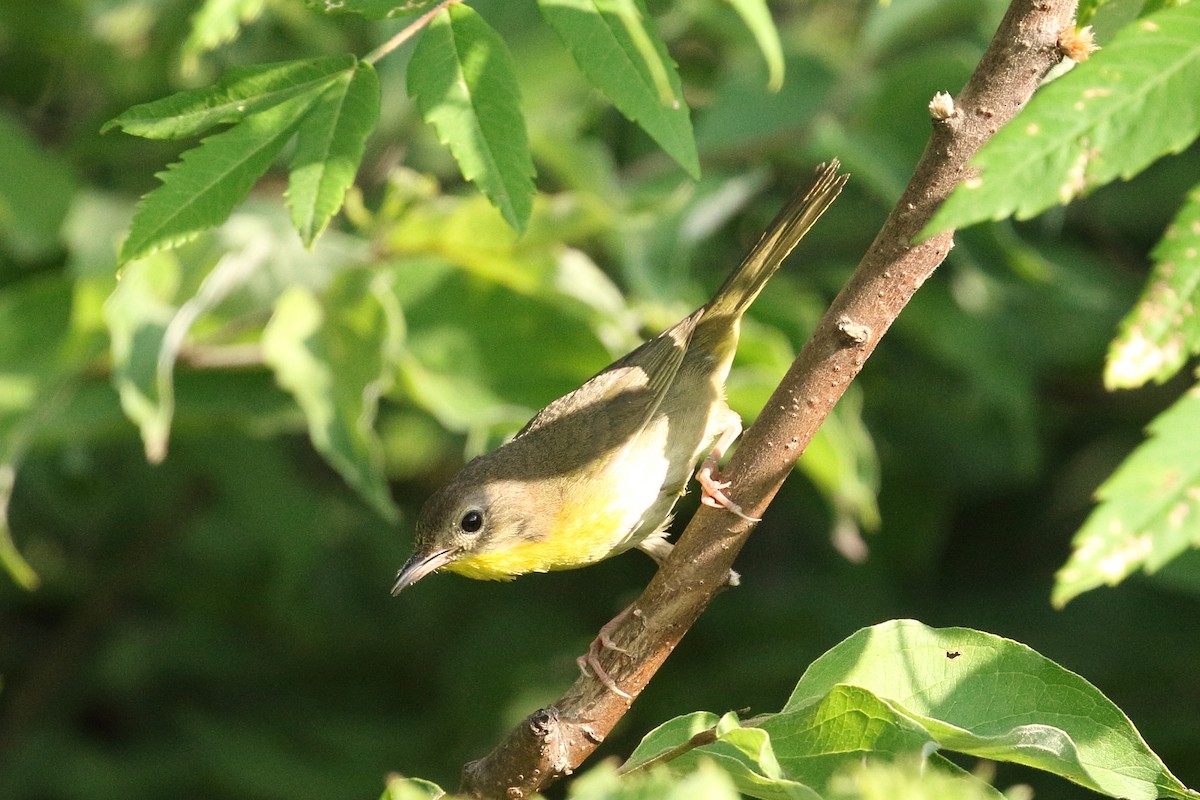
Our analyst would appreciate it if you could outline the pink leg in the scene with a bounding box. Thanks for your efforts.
[696,416,761,522]
[577,604,635,700]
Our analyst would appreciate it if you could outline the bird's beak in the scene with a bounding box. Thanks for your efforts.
[391,546,458,595]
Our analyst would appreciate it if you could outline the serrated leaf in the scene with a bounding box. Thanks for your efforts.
[787,620,1199,800]
[926,4,1200,236]
[407,5,535,232]
[1054,382,1200,606]
[537,0,699,178]
[119,84,331,264]
[1105,184,1200,388]
[726,0,785,92]
[262,270,403,521]
[288,61,380,247]
[181,0,266,77]
[104,56,354,140]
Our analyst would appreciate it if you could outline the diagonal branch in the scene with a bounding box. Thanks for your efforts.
[459,1,1081,796]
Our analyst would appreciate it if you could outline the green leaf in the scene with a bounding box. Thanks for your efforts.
[380,774,445,800]
[306,0,440,20]
[262,269,403,521]
[537,0,699,178]
[725,0,785,92]
[104,251,189,462]
[0,112,77,260]
[1105,183,1200,388]
[119,83,331,264]
[1054,381,1200,606]
[287,61,380,247]
[926,4,1200,235]
[407,5,536,232]
[0,276,77,590]
[103,56,354,140]
[104,231,273,462]
[180,0,266,77]
[787,620,1199,800]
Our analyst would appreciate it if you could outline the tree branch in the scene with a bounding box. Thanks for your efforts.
[459,2,1080,796]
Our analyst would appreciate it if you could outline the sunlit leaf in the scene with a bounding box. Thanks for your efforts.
[0,112,77,260]
[1105,183,1200,388]
[180,0,266,77]
[103,56,354,140]
[1054,381,1200,606]
[287,61,380,246]
[927,4,1200,235]
[407,4,535,231]
[726,0,785,91]
[118,84,330,264]
[788,620,1199,800]
[263,269,403,521]
[537,0,699,178]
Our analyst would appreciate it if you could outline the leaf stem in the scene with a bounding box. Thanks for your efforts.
[363,0,462,66]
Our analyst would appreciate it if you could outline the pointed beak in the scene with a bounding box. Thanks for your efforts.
[391,546,458,595]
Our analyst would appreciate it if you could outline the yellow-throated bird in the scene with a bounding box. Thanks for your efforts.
[393,161,846,594]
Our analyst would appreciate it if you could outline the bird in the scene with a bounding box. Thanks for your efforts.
[392,161,846,595]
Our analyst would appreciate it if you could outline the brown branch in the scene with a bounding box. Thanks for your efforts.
[459,2,1080,796]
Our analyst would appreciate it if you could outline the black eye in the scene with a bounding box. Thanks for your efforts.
[460,510,484,533]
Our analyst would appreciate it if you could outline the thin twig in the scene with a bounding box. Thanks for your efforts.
[459,2,1081,797]
[363,0,461,66]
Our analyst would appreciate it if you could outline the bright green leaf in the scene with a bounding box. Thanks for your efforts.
[1055,382,1200,606]
[119,84,331,264]
[380,774,445,800]
[105,233,274,462]
[288,61,380,247]
[103,251,186,462]
[1105,183,1200,388]
[263,270,403,521]
[407,5,536,232]
[103,56,354,140]
[926,4,1200,235]
[180,0,266,77]
[537,0,699,178]
[726,0,785,91]
[787,620,1199,800]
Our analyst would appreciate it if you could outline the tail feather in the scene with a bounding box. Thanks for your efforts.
[706,160,847,318]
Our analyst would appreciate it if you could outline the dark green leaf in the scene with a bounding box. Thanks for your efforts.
[288,61,380,247]
[927,4,1200,235]
[538,0,699,178]
[0,112,77,260]
[407,4,535,231]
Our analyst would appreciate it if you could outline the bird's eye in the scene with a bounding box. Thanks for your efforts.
[460,510,484,533]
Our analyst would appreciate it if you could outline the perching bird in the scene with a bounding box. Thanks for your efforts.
[393,161,846,594]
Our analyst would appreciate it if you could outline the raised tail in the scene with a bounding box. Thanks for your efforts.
[706,160,847,318]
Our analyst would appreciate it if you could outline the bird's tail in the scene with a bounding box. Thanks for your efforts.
[705,160,847,319]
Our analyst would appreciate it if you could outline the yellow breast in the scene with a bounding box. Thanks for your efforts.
[446,447,672,581]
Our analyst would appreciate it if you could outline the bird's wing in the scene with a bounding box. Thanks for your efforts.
[514,309,702,445]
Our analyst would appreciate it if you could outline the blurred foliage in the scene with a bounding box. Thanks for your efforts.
[1,1,1199,799]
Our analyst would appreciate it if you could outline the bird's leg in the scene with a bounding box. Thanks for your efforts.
[577,603,636,700]
[696,414,761,523]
